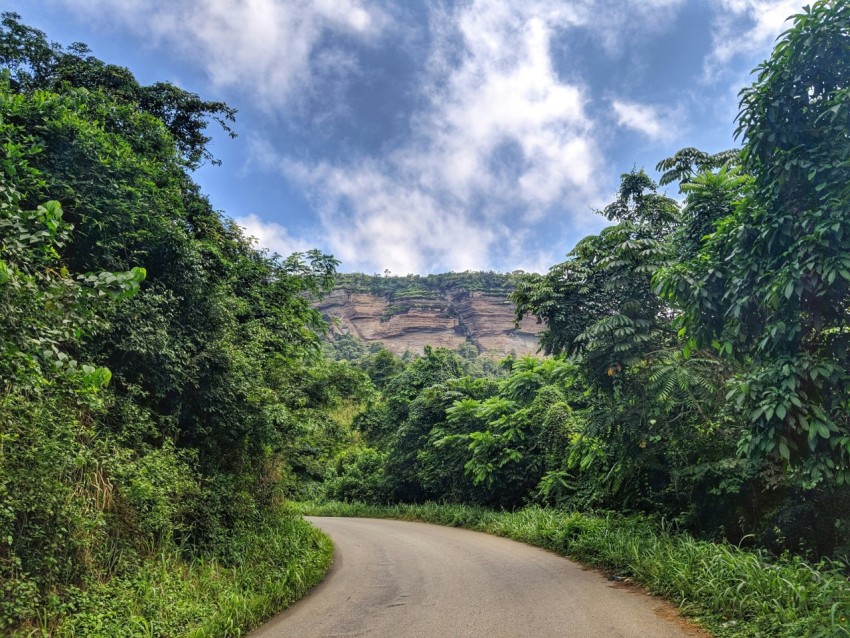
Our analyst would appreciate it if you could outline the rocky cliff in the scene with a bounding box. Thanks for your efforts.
[316,274,542,357]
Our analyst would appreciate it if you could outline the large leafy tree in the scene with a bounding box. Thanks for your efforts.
[381,347,468,500]
[442,357,579,507]
[514,170,679,381]
[658,0,850,484]
[0,12,235,169]
[0,16,344,479]
[513,170,749,513]
[0,179,148,628]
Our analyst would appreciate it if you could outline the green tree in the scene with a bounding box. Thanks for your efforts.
[0,12,235,169]
[0,17,351,631]
[658,0,850,484]
[513,170,748,514]
[361,347,406,389]
[451,358,580,507]
[514,170,678,382]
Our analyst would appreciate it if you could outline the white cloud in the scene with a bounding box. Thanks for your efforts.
[58,0,699,274]
[234,213,313,257]
[286,159,504,274]
[706,1,804,75]
[277,0,620,273]
[55,0,389,108]
[238,0,700,274]
[611,100,678,141]
[420,2,597,212]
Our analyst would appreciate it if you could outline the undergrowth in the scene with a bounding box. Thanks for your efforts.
[11,514,332,638]
[294,501,850,638]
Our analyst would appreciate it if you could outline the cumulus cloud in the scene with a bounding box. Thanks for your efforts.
[238,0,701,273]
[234,213,313,257]
[278,0,619,273]
[56,0,701,273]
[611,100,679,141]
[706,1,804,76]
[55,0,388,108]
[418,1,596,211]
[285,158,506,274]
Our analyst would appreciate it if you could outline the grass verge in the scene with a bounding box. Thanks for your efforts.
[293,500,850,638]
[13,514,332,638]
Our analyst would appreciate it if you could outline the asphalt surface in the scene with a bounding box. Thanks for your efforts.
[251,516,708,638]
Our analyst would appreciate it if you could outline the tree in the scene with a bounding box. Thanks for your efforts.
[655,147,739,190]
[658,0,850,484]
[0,18,350,630]
[0,181,147,627]
[0,12,236,169]
[514,170,679,382]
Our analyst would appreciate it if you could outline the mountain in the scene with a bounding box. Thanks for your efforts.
[316,272,542,357]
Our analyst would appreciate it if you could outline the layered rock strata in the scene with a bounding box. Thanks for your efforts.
[316,289,541,357]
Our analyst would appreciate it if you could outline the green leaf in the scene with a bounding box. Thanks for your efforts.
[783,280,794,298]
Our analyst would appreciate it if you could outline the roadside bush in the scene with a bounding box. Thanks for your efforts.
[9,512,332,638]
[323,447,392,504]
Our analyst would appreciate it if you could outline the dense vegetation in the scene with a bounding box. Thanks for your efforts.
[4,2,850,636]
[0,13,362,636]
[335,270,526,299]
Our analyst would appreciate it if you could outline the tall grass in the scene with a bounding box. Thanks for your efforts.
[13,514,332,638]
[295,501,850,638]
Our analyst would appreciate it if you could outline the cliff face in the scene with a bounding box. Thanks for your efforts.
[316,288,542,357]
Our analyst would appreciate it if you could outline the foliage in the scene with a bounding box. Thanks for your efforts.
[510,171,740,518]
[323,447,392,504]
[0,181,145,383]
[656,147,739,190]
[335,270,528,300]
[513,170,678,378]
[0,179,150,630]
[656,0,850,485]
[0,12,236,169]
[8,512,332,638]
[439,358,581,507]
[0,17,350,634]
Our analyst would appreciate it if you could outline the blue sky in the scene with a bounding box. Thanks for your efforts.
[14,0,804,274]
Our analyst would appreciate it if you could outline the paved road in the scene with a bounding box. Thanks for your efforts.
[251,517,708,638]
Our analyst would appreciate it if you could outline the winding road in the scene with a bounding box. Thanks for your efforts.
[251,517,708,638]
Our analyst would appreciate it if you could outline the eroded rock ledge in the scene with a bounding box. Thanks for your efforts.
[316,284,541,357]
